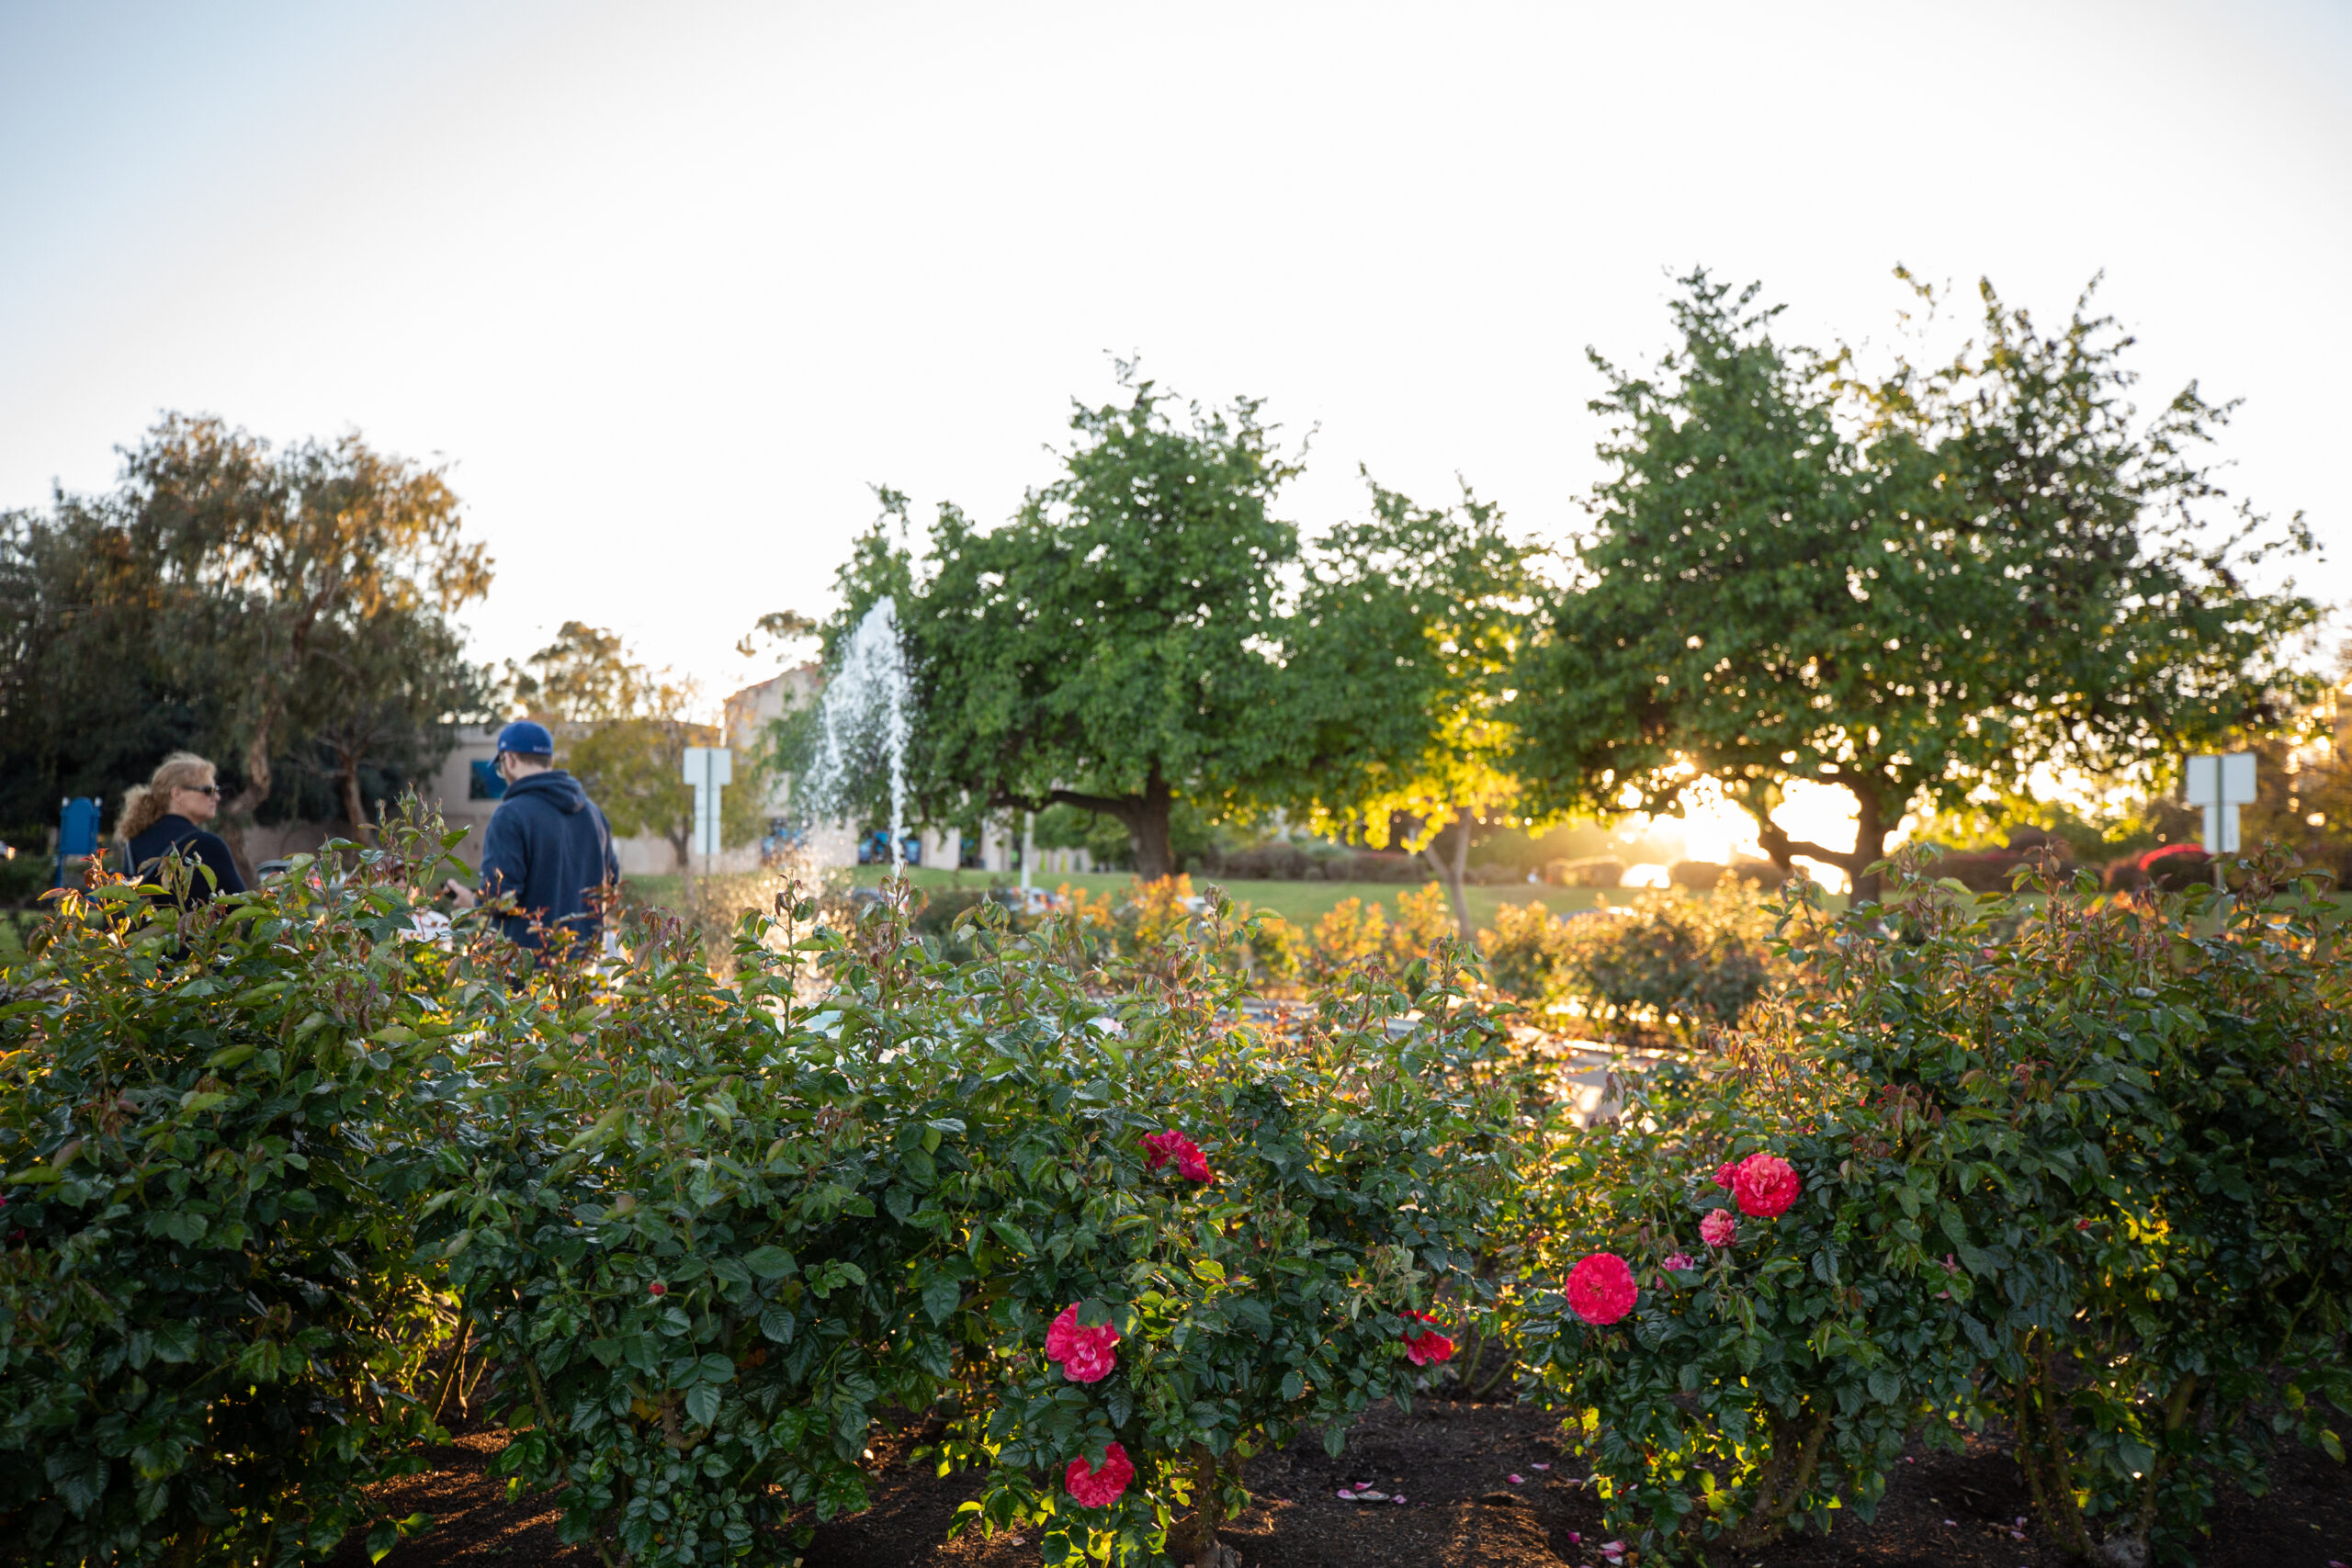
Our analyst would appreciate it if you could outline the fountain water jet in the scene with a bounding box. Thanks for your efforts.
[799,597,911,873]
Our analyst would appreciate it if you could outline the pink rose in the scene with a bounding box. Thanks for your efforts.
[1700,1209,1736,1248]
[1732,1152,1800,1219]
[1566,1252,1638,1325]
[1711,1161,1737,1190]
[1143,1130,1215,1184]
[1661,1251,1695,1273]
[1065,1441,1136,1508]
[1399,1309,1454,1366]
[1045,1303,1121,1383]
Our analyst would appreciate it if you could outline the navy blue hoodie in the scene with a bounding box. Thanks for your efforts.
[478,769,619,950]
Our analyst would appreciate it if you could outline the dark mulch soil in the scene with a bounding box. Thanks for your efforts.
[338,1401,2352,1568]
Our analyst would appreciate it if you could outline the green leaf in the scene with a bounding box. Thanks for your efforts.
[922,1274,961,1325]
[145,1210,207,1247]
[685,1382,720,1428]
[745,1246,797,1280]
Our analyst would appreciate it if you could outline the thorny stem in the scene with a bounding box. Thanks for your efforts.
[2014,1333,2094,1558]
[1191,1442,1223,1568]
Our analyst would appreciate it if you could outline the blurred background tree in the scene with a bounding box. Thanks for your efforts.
[1516,271,2319,901]
[0,414,492,868]
[1283,473,1542,938]
[511,621,764,872]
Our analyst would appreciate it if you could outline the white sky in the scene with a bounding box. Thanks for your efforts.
[5,0,2346,741]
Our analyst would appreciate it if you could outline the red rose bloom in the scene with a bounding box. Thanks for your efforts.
[1732,1153,1801,1219]
[1144,1130,1215,1183]
[1065,1441,1136,1507]
[1045,1303,1121,1383]
[1399,1310,1454,1366]
[648,1281,667,1296]
[1711,1161,1737,1190]
[1566,1252,1639,1325]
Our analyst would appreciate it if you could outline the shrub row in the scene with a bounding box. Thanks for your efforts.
[1507,849,2352,1565]
[0,818,1520,1568]
[6,827,2348,1567]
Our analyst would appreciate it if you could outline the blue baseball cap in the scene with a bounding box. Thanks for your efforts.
[495,719,555,758]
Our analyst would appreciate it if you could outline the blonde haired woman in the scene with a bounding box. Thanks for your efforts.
[119,752,246,901]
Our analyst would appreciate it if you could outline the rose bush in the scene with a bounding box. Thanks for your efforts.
[0,814,471,1566]
[1521,850,2352,1565]
[432,888,997,1566]
[1815,850,2352,1564]
[925,895,1522,1568]
[1521,1039,1982,1560]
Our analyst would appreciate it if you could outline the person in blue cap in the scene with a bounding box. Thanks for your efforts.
[446,719,619,953]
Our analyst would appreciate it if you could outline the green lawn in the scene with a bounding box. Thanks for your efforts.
[624,865,1608,930]
[835,863,1617,931]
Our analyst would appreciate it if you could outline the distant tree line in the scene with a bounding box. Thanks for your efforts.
[0,412,801,886]
[810,273,2321,931]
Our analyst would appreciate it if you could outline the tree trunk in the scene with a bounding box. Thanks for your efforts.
[213,705,279,881]
[1420,809,1476,942]
[1120,767,1176,880]
[1046,768,1177,881]
[339,761,372,845]
[1739,779,1892,904]
[1844,786,1890,904]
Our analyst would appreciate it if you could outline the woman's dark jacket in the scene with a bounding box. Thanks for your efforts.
[126,815,247,902]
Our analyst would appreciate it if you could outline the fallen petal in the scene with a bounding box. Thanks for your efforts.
[1532,1462,1552,1471]
[1508,1473,1524,1483]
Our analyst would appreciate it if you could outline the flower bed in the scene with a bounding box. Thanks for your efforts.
[4,820,2347,1568]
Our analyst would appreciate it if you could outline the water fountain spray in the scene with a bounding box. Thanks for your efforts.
[801,597,910,872]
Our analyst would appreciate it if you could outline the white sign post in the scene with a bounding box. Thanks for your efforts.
[2184,752,2256,885]
[682,746,733,874]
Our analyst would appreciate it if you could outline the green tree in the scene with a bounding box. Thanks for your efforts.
[894,373,1305,878]
[122,416,493,840]
[1516,272,2318,901]
[1283,475,1541,938]
[0,417,491,857]
[0,494,222,829]
[292,593,495,841]
[514,622,764,871]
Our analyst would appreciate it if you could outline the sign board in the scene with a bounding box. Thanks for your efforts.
[2183,752,2256,855]
[682,747,733,861]
[57,795,100,887]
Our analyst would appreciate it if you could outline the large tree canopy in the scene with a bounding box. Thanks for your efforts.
[1283,473,1540,936]
[1515,272,2317,899]
[0,416,492,856]
[859,373,1303,878]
